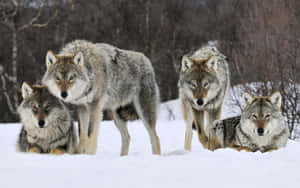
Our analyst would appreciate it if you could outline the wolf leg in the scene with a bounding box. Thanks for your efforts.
[206,107,223,150]
[192,110,209,149]
[181,98,193,151]
[86,99,103,155]
[77,104,90,154]
[206,106,222,131]
[113,112,131,156]
[134,86,161,155]
[50,148,65,155]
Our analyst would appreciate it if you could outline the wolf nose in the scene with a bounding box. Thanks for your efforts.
[257,127,264,136]
[61,91,68,98]
[38,120,45,128]
[197,98,204,106]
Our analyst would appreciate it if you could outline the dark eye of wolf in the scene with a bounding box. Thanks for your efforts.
[32,106,38,113]
[44,105,50,113]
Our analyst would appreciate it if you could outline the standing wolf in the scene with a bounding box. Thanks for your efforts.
[178,42,230,151]
[42,40,161,155]
[17,82,77,154]
[197,92,290,152]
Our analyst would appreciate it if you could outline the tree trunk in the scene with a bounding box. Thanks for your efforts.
[12,31,17,84]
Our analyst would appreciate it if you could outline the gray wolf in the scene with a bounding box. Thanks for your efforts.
[196,91,290,152]
[178,41,230,151]
[17,82,77,154]
[42,40,161,155]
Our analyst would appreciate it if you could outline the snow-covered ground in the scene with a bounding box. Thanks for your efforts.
[0,99,299,188]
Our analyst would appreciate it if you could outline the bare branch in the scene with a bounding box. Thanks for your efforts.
[18,0,58,31]
[0,74,18,114]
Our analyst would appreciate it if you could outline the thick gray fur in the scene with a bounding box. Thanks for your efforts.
[42,40,161,155]
[178,41,230,151]
[17,85,77,154]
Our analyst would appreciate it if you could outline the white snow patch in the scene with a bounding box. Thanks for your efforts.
[0,119,299,188]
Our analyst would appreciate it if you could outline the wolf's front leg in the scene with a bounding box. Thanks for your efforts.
[86,99,103,154]
[181,98,193,151]
[206,108,222,150]
[77,105,90,154]
[192,110,208,148]
[206,107,222,132]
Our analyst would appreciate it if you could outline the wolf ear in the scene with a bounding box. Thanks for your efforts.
[269,91,282,109]
[21,82,33,99]
[242,92,255,109]
[181,55,193,72]
[46,51,57,69]
[206,57,218,72]
[73,52,84,66]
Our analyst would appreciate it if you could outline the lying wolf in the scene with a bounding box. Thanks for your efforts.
[17,82,77,154]
[195,92,290,152]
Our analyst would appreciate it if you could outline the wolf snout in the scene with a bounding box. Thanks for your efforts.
[257,127,264,136]
[61,91,68,99]
[38,119,45,128]
[196,98,204,106]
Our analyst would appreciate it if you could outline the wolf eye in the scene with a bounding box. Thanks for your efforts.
[189,80,197,88]
[32,106,38,113]
[203,82,209,88]
[265,114,271,120]
[251,114,257,119]
[55,76,60,82]
[44,105,50,113]
[69,75,74,82]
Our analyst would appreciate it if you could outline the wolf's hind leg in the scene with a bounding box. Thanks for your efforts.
[134,85,161,155]
[77,105,90,154]
[113,112,131,156]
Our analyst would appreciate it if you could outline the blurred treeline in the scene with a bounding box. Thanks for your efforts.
[0,0,299,128]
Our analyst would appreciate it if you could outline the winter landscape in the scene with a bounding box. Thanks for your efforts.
[1,1,300,188]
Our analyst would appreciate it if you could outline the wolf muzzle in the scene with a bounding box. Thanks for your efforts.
[38,119,45,128]
[257,127,264,136]
[61,91,68,99]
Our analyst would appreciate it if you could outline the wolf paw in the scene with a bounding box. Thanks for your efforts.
[211,120,224,131]
[211,120,224,146]
[50,148,65,155]
[28,147,40,154]
[77,144,87,154]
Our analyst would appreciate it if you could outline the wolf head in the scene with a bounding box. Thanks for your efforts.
[18,82,66,129]
[42,51,89,102]
[240,91,286,138]
[179,55,222,110]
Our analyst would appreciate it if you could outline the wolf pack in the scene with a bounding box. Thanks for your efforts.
[16,40,289,156]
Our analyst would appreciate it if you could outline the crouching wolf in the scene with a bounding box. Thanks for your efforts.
[196,92,289,152]
[178,42,230,151]
[42,40,161,155]
[17,82,77,154]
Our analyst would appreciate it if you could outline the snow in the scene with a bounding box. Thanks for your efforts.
[1,99,300,188]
